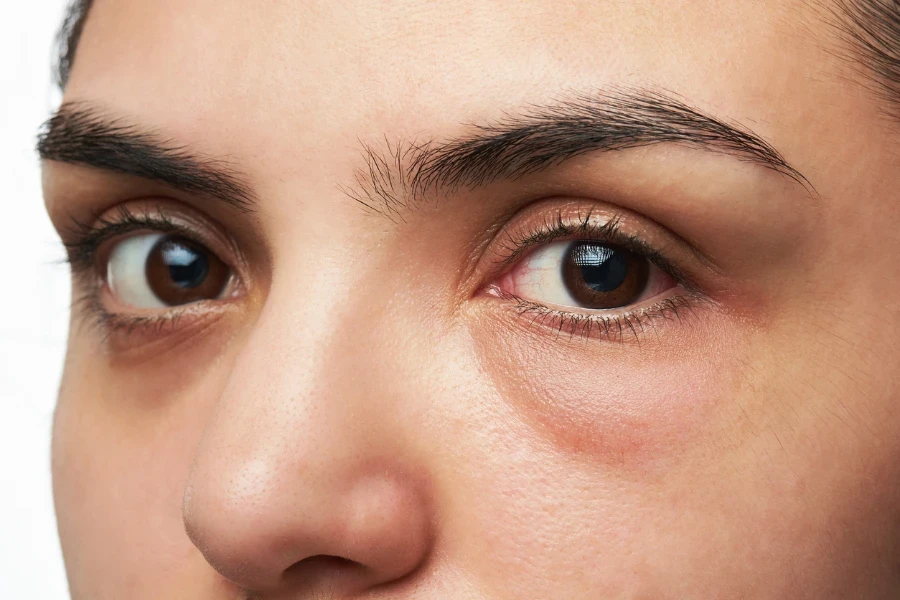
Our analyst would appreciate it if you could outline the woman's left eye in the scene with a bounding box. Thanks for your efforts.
[494,240,677,311]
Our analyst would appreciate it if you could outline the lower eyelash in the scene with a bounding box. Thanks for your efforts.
[71,289,185,342]
[503,291,700,343]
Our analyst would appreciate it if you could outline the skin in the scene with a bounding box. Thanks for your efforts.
[43,0,900,598]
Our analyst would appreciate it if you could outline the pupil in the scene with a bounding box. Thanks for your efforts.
[161,241,209,289]
[571,243,628,292]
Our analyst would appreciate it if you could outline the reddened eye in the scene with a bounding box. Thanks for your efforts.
[495,240,676,311]
[107,233,231,308]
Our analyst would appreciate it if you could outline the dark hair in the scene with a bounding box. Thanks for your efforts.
[55,0,93,90]
[55,0,899,114]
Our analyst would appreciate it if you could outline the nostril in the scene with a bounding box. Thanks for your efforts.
[296,555,361,569]
[184,454,432,594]
[282,555,367,589]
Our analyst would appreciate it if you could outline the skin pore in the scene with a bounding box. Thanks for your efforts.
[41,1,900,599]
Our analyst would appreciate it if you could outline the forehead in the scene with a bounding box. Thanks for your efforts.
[65,0,864,195]
[69,1,834,108]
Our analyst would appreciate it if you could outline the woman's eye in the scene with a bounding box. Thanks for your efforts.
[106,233,231,309]
[496,240,677,310]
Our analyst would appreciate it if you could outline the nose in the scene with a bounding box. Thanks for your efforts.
[184,460,431,594]
[182,294,434,595]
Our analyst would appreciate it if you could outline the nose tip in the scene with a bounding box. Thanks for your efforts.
[183,460,433,595]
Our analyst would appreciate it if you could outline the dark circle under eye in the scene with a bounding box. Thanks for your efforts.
[562,242,649,309]
[145,236,229,306]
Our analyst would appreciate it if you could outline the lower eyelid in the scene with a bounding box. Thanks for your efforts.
[79,293,237,356]
[488,282,685,316]
[71,256,244,353]
[498,291,701,343]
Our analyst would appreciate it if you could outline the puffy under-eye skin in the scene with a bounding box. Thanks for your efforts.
[465,200,746,470]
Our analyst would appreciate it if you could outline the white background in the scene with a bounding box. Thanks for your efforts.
[1,1,74,597]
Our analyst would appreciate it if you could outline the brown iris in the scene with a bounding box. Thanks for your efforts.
[562,242,649,309]
[144,236,229,306]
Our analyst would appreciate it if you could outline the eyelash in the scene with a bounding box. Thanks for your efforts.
[63,205,702,344]
[64,205,183,271]
[63,206,220,337]
[496,291,699,343]
[487,209,704,342]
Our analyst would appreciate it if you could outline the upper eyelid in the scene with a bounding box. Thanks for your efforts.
[63,211,185,271]
[61,199,248,275]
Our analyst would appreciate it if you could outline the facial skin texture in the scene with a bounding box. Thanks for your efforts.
[42,1,900,598]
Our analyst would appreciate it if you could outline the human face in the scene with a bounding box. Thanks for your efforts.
[42,1,900,598]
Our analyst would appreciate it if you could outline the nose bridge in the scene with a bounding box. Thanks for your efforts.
[182,262,433,593]
[207,230,410,462]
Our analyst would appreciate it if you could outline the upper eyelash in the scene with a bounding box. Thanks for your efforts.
[62,205,184,272]
[492,208,699,294]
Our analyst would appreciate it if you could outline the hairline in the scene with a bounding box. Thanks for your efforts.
[55,0,93,90]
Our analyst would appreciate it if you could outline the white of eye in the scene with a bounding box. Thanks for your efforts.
[106,233,166,309]
[504,241,580,306]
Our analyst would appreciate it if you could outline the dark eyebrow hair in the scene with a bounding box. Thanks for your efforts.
[347,88,813,216]
[37,103,256,211]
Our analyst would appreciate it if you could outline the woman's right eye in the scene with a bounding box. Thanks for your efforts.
[106,233,232,309]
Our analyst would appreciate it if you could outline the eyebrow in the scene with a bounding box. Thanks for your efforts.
[37,90,811,218]
[347,88,812,216]
[37,102,256,211]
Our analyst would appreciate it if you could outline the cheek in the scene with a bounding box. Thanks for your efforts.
[51,336,230,597]
[469,310,747,467]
